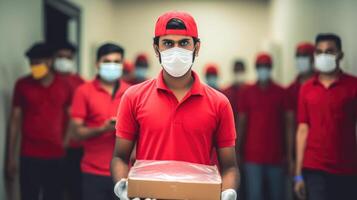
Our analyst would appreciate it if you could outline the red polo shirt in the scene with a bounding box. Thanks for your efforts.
[12,74,72,159]
[298,72,357,175]
[287,77,302,114]
[71,78,130,176]
[238,81,289,164]
[116,70,236,165]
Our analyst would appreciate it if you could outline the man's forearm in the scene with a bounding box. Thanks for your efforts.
[295,125,308,175]
[74,126,106,140]
[111,156,130,183]
[221,166,240,191]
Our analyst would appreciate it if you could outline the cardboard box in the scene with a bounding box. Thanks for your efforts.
[128,160,222,200]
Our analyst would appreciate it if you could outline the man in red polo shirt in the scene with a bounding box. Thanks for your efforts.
[223,60,247,126]
[5,42,72,200]
[52,42,85,200]
[71,43,131,200]
[294,33,357,200]
[111,11,239,200]
[204,63,220,91]
[237,53,293,200]
[286,42,315,186]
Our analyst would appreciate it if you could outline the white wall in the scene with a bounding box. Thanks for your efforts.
[0,0,43,199]
[270,0,357,85]
[68,0,121,79]
[111,0,271,87]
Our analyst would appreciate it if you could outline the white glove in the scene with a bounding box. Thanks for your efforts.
[114,179,129,200]
[114,179,156,200]
[221,189,237,200]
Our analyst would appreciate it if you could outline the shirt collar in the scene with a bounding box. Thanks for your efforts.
[93,76,123,94]
[156,70,204,96]
[312,70,346,87]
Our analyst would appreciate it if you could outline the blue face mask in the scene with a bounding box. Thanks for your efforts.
[135,67,147,79]
[206,75,218,88]
[256,67,271,82]
[99,63,123,82]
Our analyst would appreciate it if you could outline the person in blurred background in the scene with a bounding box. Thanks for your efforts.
[5,42,72,200]
[71,43,130,200]
[111,11,239,200]
[223,60,246,126]
[294,33,357,200]
[204,63,220,90]
[132,53,150,84]
[237,53,293,200]
[121,59,134,84]
[52,42,85,200]
[286,42,315,194]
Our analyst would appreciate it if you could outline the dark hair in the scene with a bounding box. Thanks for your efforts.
[96,43,125,61]
[153,18,200,45]
[234,60,245,72]
[25,42,53,59]
[52,42,77,53]
[315,33,342,50]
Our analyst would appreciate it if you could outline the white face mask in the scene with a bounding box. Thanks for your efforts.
[256,67,271,82]
[160,47,194,77]
[99,62,123,82]
[296,56,311,74]
[54,58,75,73]
[314,54,337,73]
[234,72,245,83]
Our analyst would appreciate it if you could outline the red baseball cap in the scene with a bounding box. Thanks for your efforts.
[155,11,198,38]
[256,53,272,66]
[135,53,149,67]
[296,42,315,55]
[205,63,219,75]
[123,60,134,73]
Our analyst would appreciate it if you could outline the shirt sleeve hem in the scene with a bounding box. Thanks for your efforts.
[116,130,136,141]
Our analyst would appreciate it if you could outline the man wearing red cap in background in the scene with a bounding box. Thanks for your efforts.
[294,34,357,200]
[286,42,315,195]
[122,60,135,83]
[223,60,247,127]
[133,53,150,84]
[111,11,239,200]
[204,63,220,90]
[71,43,131,200]
[52,42,85,200]
[6,42,72,200]
[237,53,293,200]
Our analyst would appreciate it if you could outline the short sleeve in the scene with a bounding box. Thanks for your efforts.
[70,86,88,119]
[214,102,237,148]
[297,85,309,124]
[115,92,139,141]
[12,80,23,107]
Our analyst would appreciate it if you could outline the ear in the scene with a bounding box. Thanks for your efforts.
[194,42,201,57]
[153,44,160,57]
[338,51,344,60]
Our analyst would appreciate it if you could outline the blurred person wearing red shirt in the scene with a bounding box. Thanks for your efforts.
[238,53,293,200]
[6,42,72,200]
[294,33,357,200]
[71,43,131,200]
[52,42,85,200]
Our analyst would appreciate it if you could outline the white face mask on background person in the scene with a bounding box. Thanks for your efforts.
[54,58,75,73]
[234,72,245,83]
[314,54,337,73]
[99,62,123,82]
[160,47,194,77]
[256,67,271,82]
[296,56,311,74]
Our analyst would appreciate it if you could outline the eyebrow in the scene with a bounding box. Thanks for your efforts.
[161,39,191,43]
